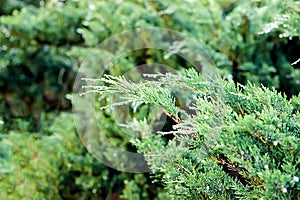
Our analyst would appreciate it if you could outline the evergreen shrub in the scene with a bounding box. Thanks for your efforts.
[88,68,300,199]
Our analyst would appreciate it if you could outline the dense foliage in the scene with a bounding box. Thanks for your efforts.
[0,0,299,199]
[0,113,167,199]
[91,69,299,199]
[1,0,299,124]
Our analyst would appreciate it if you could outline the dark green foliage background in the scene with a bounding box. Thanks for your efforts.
[0,0,299,199]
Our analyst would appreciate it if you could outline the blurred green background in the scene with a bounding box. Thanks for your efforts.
[0,0,299,199]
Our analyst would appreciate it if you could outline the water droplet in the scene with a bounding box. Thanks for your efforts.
[282,187,287,193]
[273,140,280,146]
[293,176,299,182]
[89,4,95,10]
[1,45,7,51]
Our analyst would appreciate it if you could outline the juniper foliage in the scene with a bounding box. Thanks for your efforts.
[84,69,300,199]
